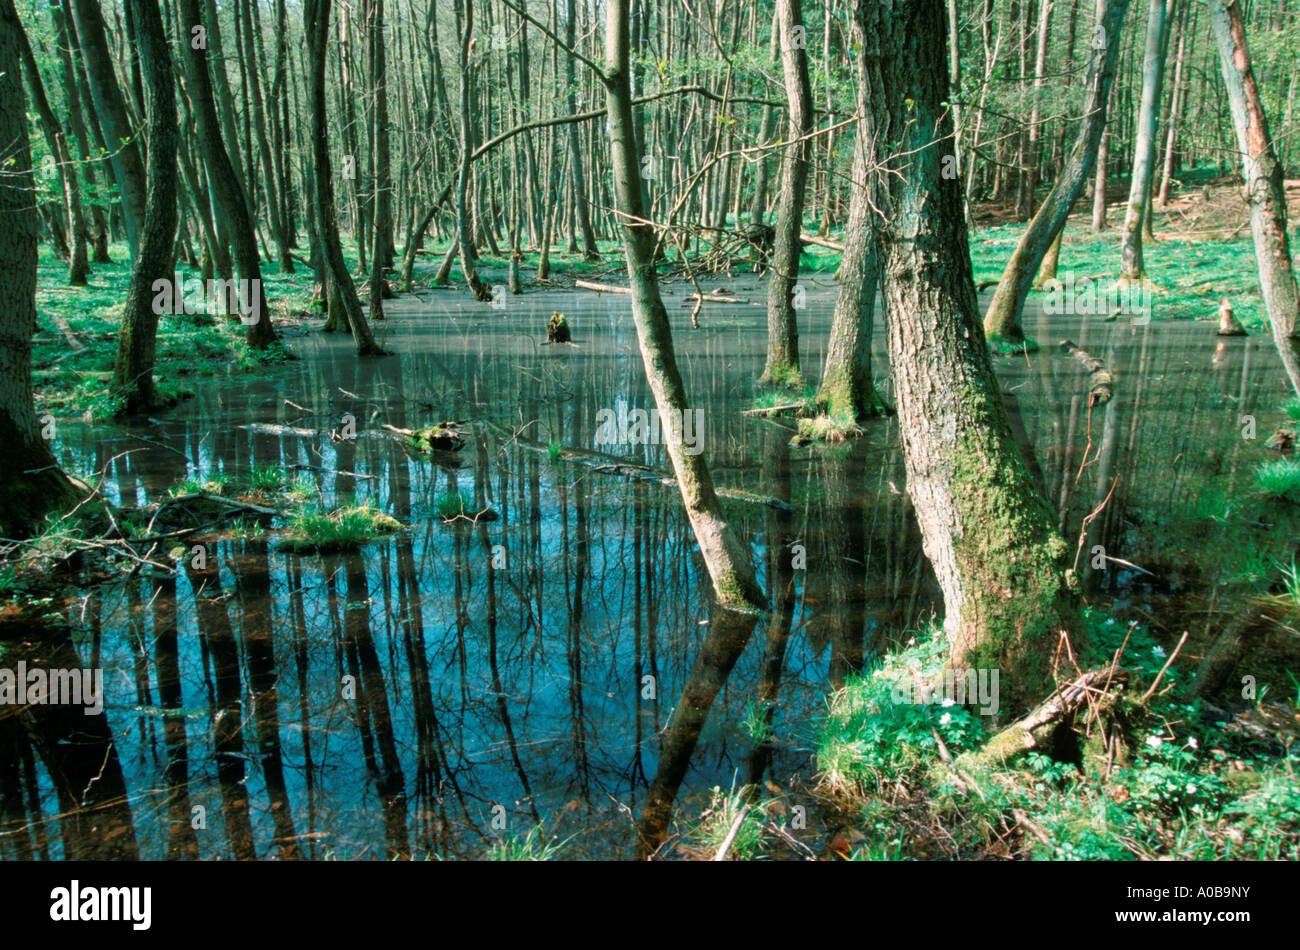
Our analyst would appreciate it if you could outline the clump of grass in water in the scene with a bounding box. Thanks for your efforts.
[796,412,862,442]
[750,384,817,414]
[694,781,769,860]
[173,472,232,496]
[246,466,286,493]
[279,504,403,553]
[434,490,472,521]
[1255,458,1300,503]
[485,826,570,861]
[1282,398,1300,422]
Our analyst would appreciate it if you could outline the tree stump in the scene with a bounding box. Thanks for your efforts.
[547,312,571,343]
[1216,298,1247,336]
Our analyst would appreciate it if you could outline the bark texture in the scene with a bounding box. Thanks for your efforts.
[0,0,76,536]
[861,0,1081,714]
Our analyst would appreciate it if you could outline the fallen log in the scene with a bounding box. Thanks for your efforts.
[799,233,844,252]
[575,279,630,295]
[957,667,1131,770]
[684,292,746,304]
[1059,339,1114,406]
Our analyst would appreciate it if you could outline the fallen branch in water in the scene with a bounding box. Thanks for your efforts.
[684,292,746,304]
[1059,339,1114,406]
[575,279,630,295]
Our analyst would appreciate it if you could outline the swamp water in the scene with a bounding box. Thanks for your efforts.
[2,278,1291,859]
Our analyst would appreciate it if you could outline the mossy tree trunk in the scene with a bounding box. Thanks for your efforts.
[760,0,813,388]
[111,0,177,416]
[0,0,76,537]
[1208,0,1300,396]
[860,0,1081,715]
[604,0,764,611]
[817,8,889,422]
[983,0,1129,343]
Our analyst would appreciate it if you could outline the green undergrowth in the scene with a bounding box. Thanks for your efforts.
[162,469,403,553]
[35,244,310,419]
[808,617,1299,860]
[972,225,1270,328]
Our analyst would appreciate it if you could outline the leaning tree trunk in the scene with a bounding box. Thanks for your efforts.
[983,0,1130,344]
[817,12,890,422]
[1118,0,1172,284]
[305,0,386,356]
[760,0,813,387]
[177,0,277,349]
[0,0,75,536]
[111,0,177,416]
[1207,0,1300,396]
[860,0,1081,715]
[604,0,764,611]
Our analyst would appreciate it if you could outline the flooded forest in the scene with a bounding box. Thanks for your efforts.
[1,0,1299,867]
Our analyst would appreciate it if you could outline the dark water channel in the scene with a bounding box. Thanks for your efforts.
[2,276,1291,860]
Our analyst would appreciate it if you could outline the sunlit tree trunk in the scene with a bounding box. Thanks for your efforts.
[983,0,1130,344]
[817,10,889,422]
[1118,0,1172,283]
[1208,0,1300,395]
[761,0,813,387]
[604,0,764,610]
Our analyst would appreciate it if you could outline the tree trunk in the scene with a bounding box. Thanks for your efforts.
[305,0,386,355]
[0,0,75,536]
[13,11,88,285]
[1118,0,1172,283]
[761,0,813,387]
[110,0,176,415]
[177,0,277,349]
[860,0,1081,715]
[817,11,890,422]
[983,0,1129,343]
[604,0,764,611]
[1208,0,1300,394]
[454,0,490,301]
[67,0,147,259]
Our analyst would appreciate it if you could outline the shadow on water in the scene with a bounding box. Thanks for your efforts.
[1,281,1293,859]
